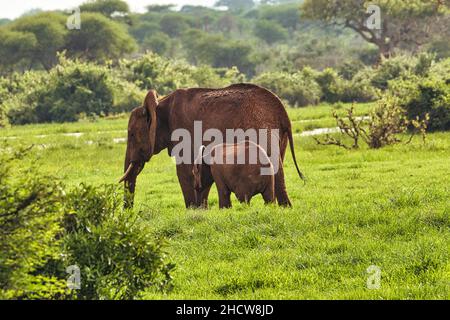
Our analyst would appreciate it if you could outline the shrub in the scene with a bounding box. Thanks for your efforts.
[341,68,380,103]
[121,52,246,95]
[314,68,344,103]
[0,146,67,299]
[337,61,365,81]
[2,55,143,124]
[429,57,450,82]
[389,58,450,131]
[64,184,175,300]
[0,147,174,300]
[315,97,428,150]
[402,78,450,131]
[370,53,435,90]
[253,70,321,107]
[370,55,417,90]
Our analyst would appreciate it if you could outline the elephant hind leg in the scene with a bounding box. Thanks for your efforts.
[275,163,292,207]
[273,132,291,207]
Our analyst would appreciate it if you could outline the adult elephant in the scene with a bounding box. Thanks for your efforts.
[120,83,304,209]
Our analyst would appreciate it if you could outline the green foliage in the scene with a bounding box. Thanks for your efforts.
[1,104,449,299]
[0,30,37,72]
[388,58,450,131]
[0,147,67,299]
[160,13,193,37]
[254,66,378,107]
[63,184,174,300]
[316,97,429,150]
[66,13,137,62]
[371,55,417,90]
[0,19,10,26]
[121,52,246,95]
[259,3,301,29]
[254,70,321,107]
[215,0,255,12]
[301,0,448,58]
[182,30,257,76]
[0,146,174,300]
[142,32,171,55]
[130,21,162,43]
[314,68,343,103]
[398,78,450,132]
[7,12,68,69]
[3,55,143,124]
[341,68,380,103]
[80,0,130,17]
[254,20,288,44]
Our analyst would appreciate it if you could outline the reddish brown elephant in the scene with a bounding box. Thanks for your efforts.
[192,141,276,209]
[120,84,305,209]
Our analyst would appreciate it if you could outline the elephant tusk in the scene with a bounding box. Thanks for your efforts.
[119,163,134,183]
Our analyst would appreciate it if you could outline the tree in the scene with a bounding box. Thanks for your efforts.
[146,4,176,13]
[80,0,129,17]
[0,30,37,72]
[130,21,162,43]
[260,3,302,30]
[254,20,288,44]
[182,30,257,75]
[8,12,68,69]
[215,0,255,12]
[301,0,450,59]
[142,32,171,55]
[66,13,137,61]
[160,13,192,37]
[217,14,236,33]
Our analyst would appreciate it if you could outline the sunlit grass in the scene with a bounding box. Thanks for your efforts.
[1,103,449,300]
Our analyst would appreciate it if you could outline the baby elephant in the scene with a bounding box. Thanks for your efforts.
[192,141,276,209]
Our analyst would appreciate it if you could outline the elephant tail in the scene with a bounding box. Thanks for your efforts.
[287,127,306,183]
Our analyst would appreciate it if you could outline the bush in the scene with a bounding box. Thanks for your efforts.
[253,70,321,107]
[402,78,450,131]
[429,57,450,82]
[121,52,246,95]
[389,58,450,131]
[341,68,380,103]
[0,146,174,300]
[370,53,435,90]
[315,97,429,150]
[64,184,175,300]
[314,68,344,103]
[2,55,143,124]
[370,55,417,90]
[0,146,67,299]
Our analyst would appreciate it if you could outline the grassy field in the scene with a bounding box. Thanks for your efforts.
[2,102,449,300]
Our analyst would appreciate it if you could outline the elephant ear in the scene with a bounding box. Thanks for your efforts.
[144,90,159,157]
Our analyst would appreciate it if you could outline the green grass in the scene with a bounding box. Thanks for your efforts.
[1,102,449,300]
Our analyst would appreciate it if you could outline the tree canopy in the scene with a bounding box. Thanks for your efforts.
[80,0,130,17]
[301,0,450,58]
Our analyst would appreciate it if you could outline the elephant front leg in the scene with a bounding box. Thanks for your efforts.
[177,164,197,208]
[216,181,232,209]
[177,164,213,209]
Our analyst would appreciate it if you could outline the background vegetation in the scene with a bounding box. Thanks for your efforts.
[0,0,449,300]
